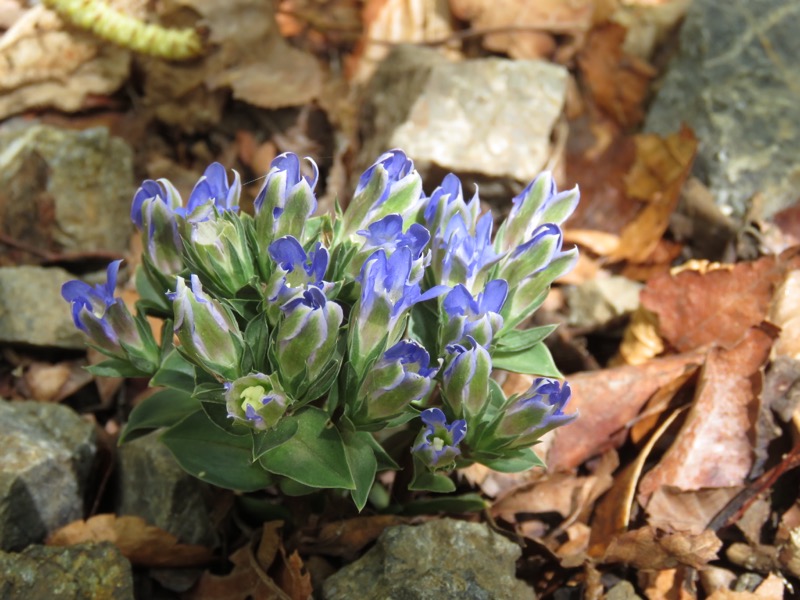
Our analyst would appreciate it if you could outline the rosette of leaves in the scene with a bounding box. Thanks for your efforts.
[63,151,580,510]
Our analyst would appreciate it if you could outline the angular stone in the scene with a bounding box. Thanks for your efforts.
[0,400,96,551]
[645,0,800,220]
[0,542,133,599]
[359,46,567,198]
[0,265,86,349]
[0,121,134,258]
[117,430,217,547]
[322,518,535,600]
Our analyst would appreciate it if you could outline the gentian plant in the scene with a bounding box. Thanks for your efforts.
[63,151,579,509]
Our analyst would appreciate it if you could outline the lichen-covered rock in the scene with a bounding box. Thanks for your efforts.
[0,399,96,551]
[0,121,134,258]
[0,266,85,348]
[117,430,217,547]
[645,0,800,220]
[323,518,535,600]
[359,46,567,199]
[0,542,133,599]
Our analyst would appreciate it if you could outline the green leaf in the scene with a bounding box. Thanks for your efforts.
[400,493,489,516]
[407,301,440,357]
[342,431,377,511]
[150,349,196,392]
[251,418,299,460]
[408,456,456,493]
[259,407,355,490]
[243,312,270,374]
[119,388,199,444]
[201,400,250,436]
[494,324,557,353]
[161,410,273,491]
[491,342,562,378]
[85,357,150,378]
[278,478,319,496]
[479,447,545,473]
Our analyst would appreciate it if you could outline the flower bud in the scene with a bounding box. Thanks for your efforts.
[342,150,423,238]
[350,214,430,281]
[411,408,467,470]
[177,162,241,222]
[62,261,158,370]
[352,340,437,425]
[168,275,244,380]
[441,337,491,420]
[254,153,318,246]
[496,224,564,290]
[225,372,290,430]
[188,214,255,295]
[494,378,576,449]
[276,287,343,383]
[266,236,330,315]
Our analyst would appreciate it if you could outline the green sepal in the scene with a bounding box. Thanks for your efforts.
[243,312,270,374]
[119,388,199,444]
[135,258,174,317]
[408,456,456,493]
[493,324,557,353]
[400,493,489,516]
[150,348,196,393]
[342,430,378,511]
[407,300,440,359]
[85,357,151,378]
[491,342,561,378]
[258,407,355,490]
[161,410,273,492]
[478,447,545,473]
[251,418,299,461]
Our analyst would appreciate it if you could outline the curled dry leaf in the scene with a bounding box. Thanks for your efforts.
[46,514,213,568]
[577,22,656,127]
[0,4,130,119]
[450,0,595,61]
[646,486,740,536]
[547,351,705,470]
[642,250,800,353]
[638,326,775,500]
[603,526,722,570]
[768,268,800,360]
[609,126,697,263]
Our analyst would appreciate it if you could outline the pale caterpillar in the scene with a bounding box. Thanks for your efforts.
[40,0,205,60]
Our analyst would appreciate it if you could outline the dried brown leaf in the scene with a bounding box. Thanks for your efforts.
[302,515,412,558]
[276,549,313,600]
[646,487,740,536]
[547,351,705,470]
[639,327,775,499]
[577,22,656,127]
[23,361,93,403]
[769,268,800,359]
[46,514,213,568]
[642,250,800,353]
[604,526,722,570]
[188,543,289,600]
[610,126,697,263]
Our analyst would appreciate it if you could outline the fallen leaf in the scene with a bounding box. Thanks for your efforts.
[577,22,656,127]
[23,360,92,403]
[276,549,313,600]
[768,268,800,359]
[638,326,775,500]
[547,351,706,470]
[642,250,800,353]
[562,229,621,256]
[300,515,413,558]
[255,521,284,572]
[188,543,289,600]
[46,514,213,567]
[604,526,722,570]
[646,487,740,536]
[450,0,595,62]
[610,126,697,263]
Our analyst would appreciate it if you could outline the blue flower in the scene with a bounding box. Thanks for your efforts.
[434,211,502,291]
[130,179,182,228]
[348,214,431,282]
[267,236,329,300]
[352,340,438,424]
[497,223,564,289]
[424,173,480,239]
[354,149,415,205]
[351,248,448,365]
[441,279,508,347]
[173,163,241,222]
[62,261,155,367]
[441,336,491,419]
[495,378,577,448]
[412,408,467,469]
[254,153,318,244]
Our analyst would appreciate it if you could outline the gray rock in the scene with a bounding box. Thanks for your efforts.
[323,518,535,600]
[0,542,134,599]
[566,277,643,329]
[359,46,567,198]
[645,0,800,220]
[0,399,96,551]
[0,265,86,348]
[117,430,216,547]
[0,121,134,256]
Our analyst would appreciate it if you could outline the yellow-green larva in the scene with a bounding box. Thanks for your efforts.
[41,0,204,61]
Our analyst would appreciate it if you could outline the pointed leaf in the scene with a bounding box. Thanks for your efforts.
[119,388,199,444]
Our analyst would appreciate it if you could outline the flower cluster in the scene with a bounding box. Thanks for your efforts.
[62,151,579,507]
